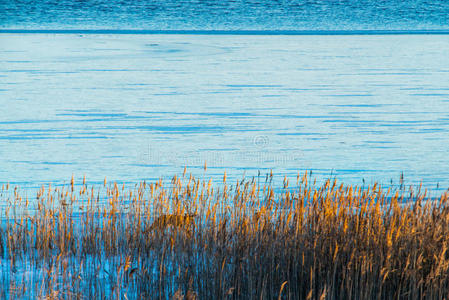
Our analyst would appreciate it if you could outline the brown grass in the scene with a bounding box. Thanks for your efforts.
[1,171,449,299]
[147,214,197,233]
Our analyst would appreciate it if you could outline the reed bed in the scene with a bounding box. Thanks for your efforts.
[1,170,449,299]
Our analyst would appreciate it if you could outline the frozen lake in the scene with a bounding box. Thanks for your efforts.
[1,33,449,189]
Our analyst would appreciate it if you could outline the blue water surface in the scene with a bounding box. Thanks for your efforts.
[1,0,449,30]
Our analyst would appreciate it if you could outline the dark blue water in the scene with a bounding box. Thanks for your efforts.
[1,0,449,30]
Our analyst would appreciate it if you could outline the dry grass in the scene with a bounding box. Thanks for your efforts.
[1,170,449,299]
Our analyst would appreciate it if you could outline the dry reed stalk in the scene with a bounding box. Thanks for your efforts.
[0,172,449,299]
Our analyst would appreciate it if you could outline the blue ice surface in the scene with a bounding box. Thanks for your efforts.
[0,32,449,193]
[1,0,449,196]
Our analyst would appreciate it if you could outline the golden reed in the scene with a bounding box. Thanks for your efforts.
[1,170,449,299]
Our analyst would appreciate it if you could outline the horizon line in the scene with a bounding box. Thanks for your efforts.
[1,29,449,35]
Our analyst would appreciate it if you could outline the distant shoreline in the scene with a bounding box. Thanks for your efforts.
[2,29,449,35]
